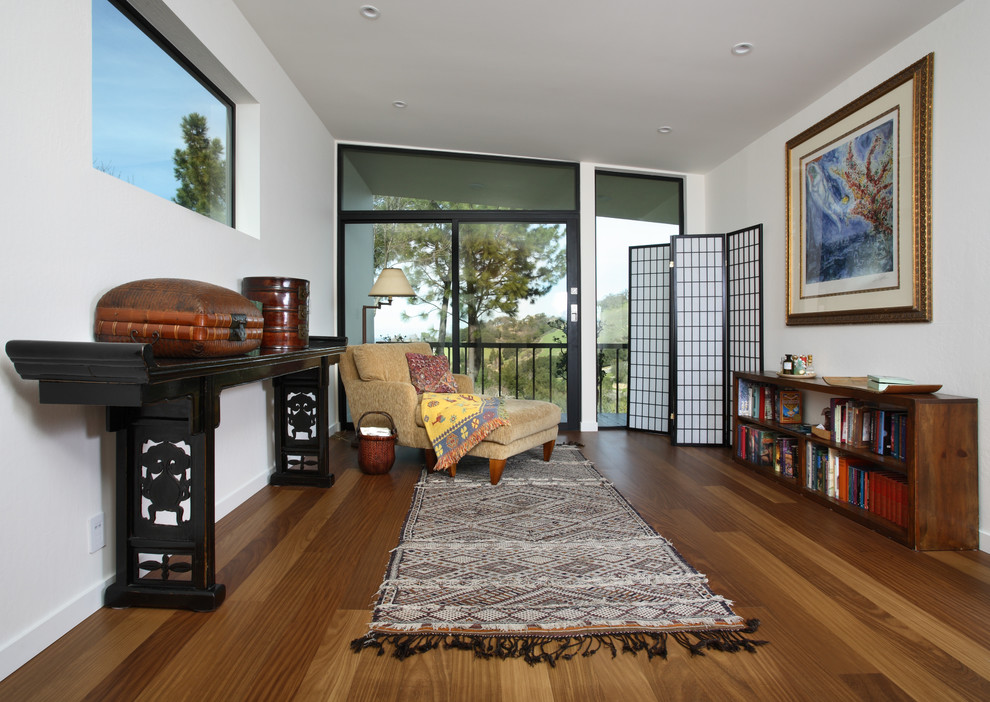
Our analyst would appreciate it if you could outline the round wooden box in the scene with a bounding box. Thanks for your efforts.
[242,277,310,350]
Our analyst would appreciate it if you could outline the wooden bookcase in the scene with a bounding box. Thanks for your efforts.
[731,371,978,550]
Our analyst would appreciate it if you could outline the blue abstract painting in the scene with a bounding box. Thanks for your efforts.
[803,117,896,286]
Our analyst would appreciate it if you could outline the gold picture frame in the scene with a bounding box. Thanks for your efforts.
[786,54,933,325]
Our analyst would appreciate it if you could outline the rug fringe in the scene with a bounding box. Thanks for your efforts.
[351,619,766,667]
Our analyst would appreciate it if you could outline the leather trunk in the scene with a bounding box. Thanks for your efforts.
[94,278,265,358]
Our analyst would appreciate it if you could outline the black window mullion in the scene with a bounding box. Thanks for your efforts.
[451,220,461,375]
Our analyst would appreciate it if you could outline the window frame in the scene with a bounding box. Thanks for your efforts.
[96,0,236,226]
[338,143,580,213]
[337,144,582,429]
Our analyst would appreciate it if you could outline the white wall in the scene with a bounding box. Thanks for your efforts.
[0,0,337,679]
[706,0,989,551]
[339,155,376,346]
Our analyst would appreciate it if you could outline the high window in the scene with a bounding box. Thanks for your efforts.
[92,0,233,225]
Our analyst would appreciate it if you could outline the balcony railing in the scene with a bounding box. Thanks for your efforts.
[596,343,628,419]
[429,340,628,421]
[435,341,566,406]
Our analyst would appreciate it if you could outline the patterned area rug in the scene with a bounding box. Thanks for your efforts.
[351,445,766,665]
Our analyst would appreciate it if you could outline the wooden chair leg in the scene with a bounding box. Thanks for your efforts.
[543,439,555,462]
[489,459,506,485]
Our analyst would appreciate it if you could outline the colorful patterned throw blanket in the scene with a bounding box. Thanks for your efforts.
[421,393,508,472]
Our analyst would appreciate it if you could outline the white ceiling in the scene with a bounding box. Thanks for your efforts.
[231,0,961,174]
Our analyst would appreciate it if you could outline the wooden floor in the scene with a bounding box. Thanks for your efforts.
[3,430,989,701]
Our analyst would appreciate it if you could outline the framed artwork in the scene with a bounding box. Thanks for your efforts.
[786,54,933,325]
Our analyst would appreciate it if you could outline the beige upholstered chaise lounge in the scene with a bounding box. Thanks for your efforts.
[339,342,560,484]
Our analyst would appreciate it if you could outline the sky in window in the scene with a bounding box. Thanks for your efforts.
[596,217,676,298]
[92,0,228,201]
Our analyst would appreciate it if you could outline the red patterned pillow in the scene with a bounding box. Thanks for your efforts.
[406,352,457,394]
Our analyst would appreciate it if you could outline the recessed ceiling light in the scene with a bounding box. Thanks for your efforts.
[359,5,381,20]
[657,126,673,134]
[392,100,407,109]
[731,42,754,56]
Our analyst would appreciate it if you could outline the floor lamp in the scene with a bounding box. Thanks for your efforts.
[362,268,416,343]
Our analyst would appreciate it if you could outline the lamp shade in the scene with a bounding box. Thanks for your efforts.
[368,268,415,298]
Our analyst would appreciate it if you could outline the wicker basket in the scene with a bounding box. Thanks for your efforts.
[357,411,397,474]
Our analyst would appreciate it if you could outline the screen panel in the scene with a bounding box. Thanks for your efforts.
[726,224,764,434]
[627,244,671,433]
[671,235,725,446]
[623,228,762,445]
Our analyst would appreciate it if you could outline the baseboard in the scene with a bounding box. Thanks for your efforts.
[980,529,990,554]
[0,574,113,682]
[216,470,271,522]
[0,431,352,685]
[579,421,599,432]
[0,471,269,682]
[215,419,341,520]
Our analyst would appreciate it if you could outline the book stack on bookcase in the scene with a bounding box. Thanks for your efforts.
[804,444,908,527]
[736,383,802,477]
[732,371,978,550]
[736,425,799,477]
[828,398,909,458]
[737,381,804,424]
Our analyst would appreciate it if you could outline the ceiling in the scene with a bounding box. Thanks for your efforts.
[231,0,960,175]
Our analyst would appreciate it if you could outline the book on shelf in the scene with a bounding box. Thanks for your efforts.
[778,438,798,477]
[764,387,776,422]
[816,398,906,459]
[868,375,914,385]
[868,409,908,457]
[778,390,802,424]
[828,399,875,447]
[736,424,794,474]
[802,444,908,527]
[759,431,775,467]
[770,436,798,477]
[737,378,779,422]
[867,374,914,392]
[738,379,818,425]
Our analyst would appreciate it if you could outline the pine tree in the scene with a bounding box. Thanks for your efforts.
[173,113,227,222]
[373,206,566,356]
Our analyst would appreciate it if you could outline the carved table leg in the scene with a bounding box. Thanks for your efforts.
[270,361,334,487]
[104,394,225,611]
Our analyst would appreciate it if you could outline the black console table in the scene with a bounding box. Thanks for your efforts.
[5,335,347,611]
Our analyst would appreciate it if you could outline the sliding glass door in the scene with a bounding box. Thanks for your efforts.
[341,217,578,426]
[458,221,574,422]
[339,145,580,427]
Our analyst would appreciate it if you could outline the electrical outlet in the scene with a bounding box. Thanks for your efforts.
[88,512,105,553]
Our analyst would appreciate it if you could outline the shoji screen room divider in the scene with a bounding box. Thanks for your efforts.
[627,225,763,446]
